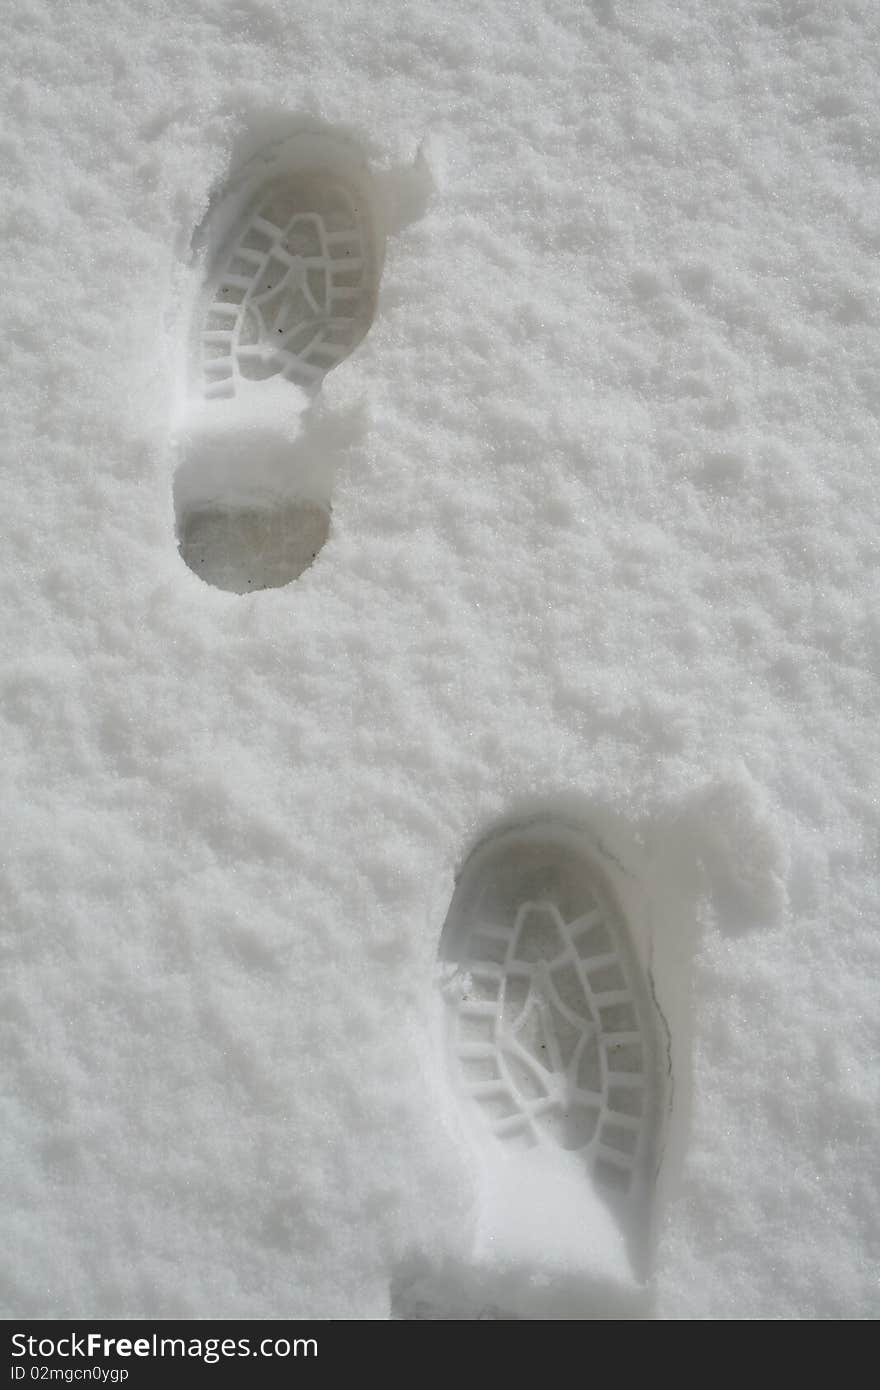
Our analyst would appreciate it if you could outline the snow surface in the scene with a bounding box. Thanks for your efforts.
[2,0,879,1319]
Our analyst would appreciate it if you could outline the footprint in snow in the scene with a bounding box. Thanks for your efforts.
[431,816,673,1311]
[174,128,384,594]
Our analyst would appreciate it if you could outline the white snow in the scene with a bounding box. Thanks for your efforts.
[2,0,879,1319]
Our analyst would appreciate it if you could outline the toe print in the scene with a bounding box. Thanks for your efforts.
[200,170,380,400]
[440,820,668,1208]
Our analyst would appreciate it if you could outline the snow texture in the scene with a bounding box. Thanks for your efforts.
[1,0,879,1319]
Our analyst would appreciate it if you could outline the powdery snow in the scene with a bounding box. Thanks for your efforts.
[1,0,878,1319]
